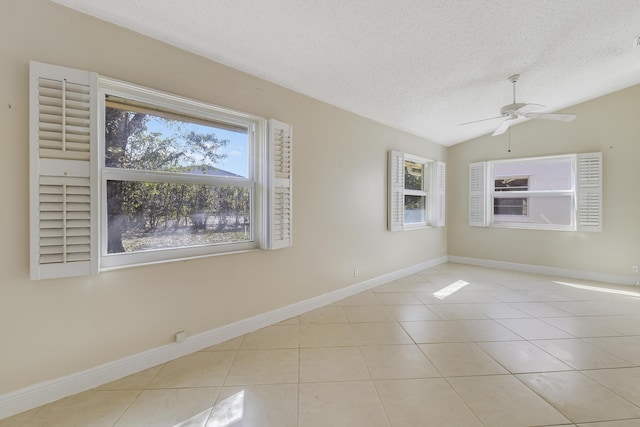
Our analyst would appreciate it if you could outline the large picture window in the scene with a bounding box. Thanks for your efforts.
[100,91,258,268]
[469,153,602,232]
[29,61,292,279]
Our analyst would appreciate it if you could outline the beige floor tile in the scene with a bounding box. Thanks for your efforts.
[276,316,300,326]
[427,304,488,320]
[517,371,640,423]
[448,374,570,426]
[299,323,356,347]
[497,318,574,339]
[451,319,524,342]
[371,282,407,293]
[400,320,469,343]
[201,336,244,351]
[598,316,640,335]
[148,351,236,388]
[207,384,298,427]
[22,390,140,427]
[540,317,622,338]
[508,302,574,317]
[334,292,381,306]
[344,305,395,322]
[375,292,423,305]
[531,339,632,369]
[395,274,430,285]
[95,365,163,391]
[429,291,499,304]
[349,322,413,346]
[583,367,640,406]
[300,347,370,382]
[399,282,440,293]
[550,301,635,316]
[577,420,640,427]
[0,407,41,427]
[488,290,541,303]
[477,340,572,373]
[471,303,531,319]
[584,336,640,364]
[299,381,390,427]
[419,342,508,376]
[299,306,347,324]
[375,378,484,427]
[114,388,218,427]
[387,304,442,321]
[360,344,440,379]
[224,349,298,385]
[240,325,299,349]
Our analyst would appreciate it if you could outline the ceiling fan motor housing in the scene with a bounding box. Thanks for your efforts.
[500,102,528,116]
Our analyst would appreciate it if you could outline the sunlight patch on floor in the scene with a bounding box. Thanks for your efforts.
[433,280,470,300]
[553,281,640,299]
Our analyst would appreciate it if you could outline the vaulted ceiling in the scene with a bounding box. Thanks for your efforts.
[52,0,640,146]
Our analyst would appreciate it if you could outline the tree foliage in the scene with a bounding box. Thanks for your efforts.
[105,107,249,253]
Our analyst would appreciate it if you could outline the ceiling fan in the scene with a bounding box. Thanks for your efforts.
[460,74,577,136]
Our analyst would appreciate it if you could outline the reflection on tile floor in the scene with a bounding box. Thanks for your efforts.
[4,263,640,426]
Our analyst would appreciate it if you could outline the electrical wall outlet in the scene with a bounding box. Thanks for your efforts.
[175,331,187,343]
[633,265,639,274]
[353,267,359,278]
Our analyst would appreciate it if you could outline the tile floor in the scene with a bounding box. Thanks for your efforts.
[4,263,640,426]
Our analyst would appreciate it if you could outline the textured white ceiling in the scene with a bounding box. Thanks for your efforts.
[51,0,640,146]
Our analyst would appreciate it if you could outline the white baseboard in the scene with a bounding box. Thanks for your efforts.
[448,256,639,286]
[0,256,447,420]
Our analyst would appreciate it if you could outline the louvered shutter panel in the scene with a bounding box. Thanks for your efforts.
[29,62,98,280]
[576,152,602,232]
[469,162,487,227]
[434,161,446,227]
[388,150,404,231]
[266,119,292,249]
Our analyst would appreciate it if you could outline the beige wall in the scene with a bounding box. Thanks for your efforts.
[448,84,640,277]
[0,0,446,394]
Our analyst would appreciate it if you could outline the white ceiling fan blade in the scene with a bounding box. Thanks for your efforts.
[525,112,576,122]
[515,103,545,115]
[458,115,505,126]
[492,119,510,136]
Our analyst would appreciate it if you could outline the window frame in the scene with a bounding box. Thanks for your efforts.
[30,61,292,280]
[488,155,575,231]
[470,152,602,233]
[97,77,267,270]
[402,153,430,230]
[388,150,445,232]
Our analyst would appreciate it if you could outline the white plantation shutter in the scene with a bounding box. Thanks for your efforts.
[266,119,292,249]
[576,152,602,232]
[30,61,98,280]
[434,161,446,227]
[388,150,404,231]
[469,162,488,227]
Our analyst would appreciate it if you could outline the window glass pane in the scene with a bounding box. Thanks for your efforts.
[493,195,572,226]
[494,197,528,215]
[404,195,426,224]
[404,161,424,190]
[493,158,572,191]
[495,177,529,191]
[105,99,249,178]
[106,180,251,254]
